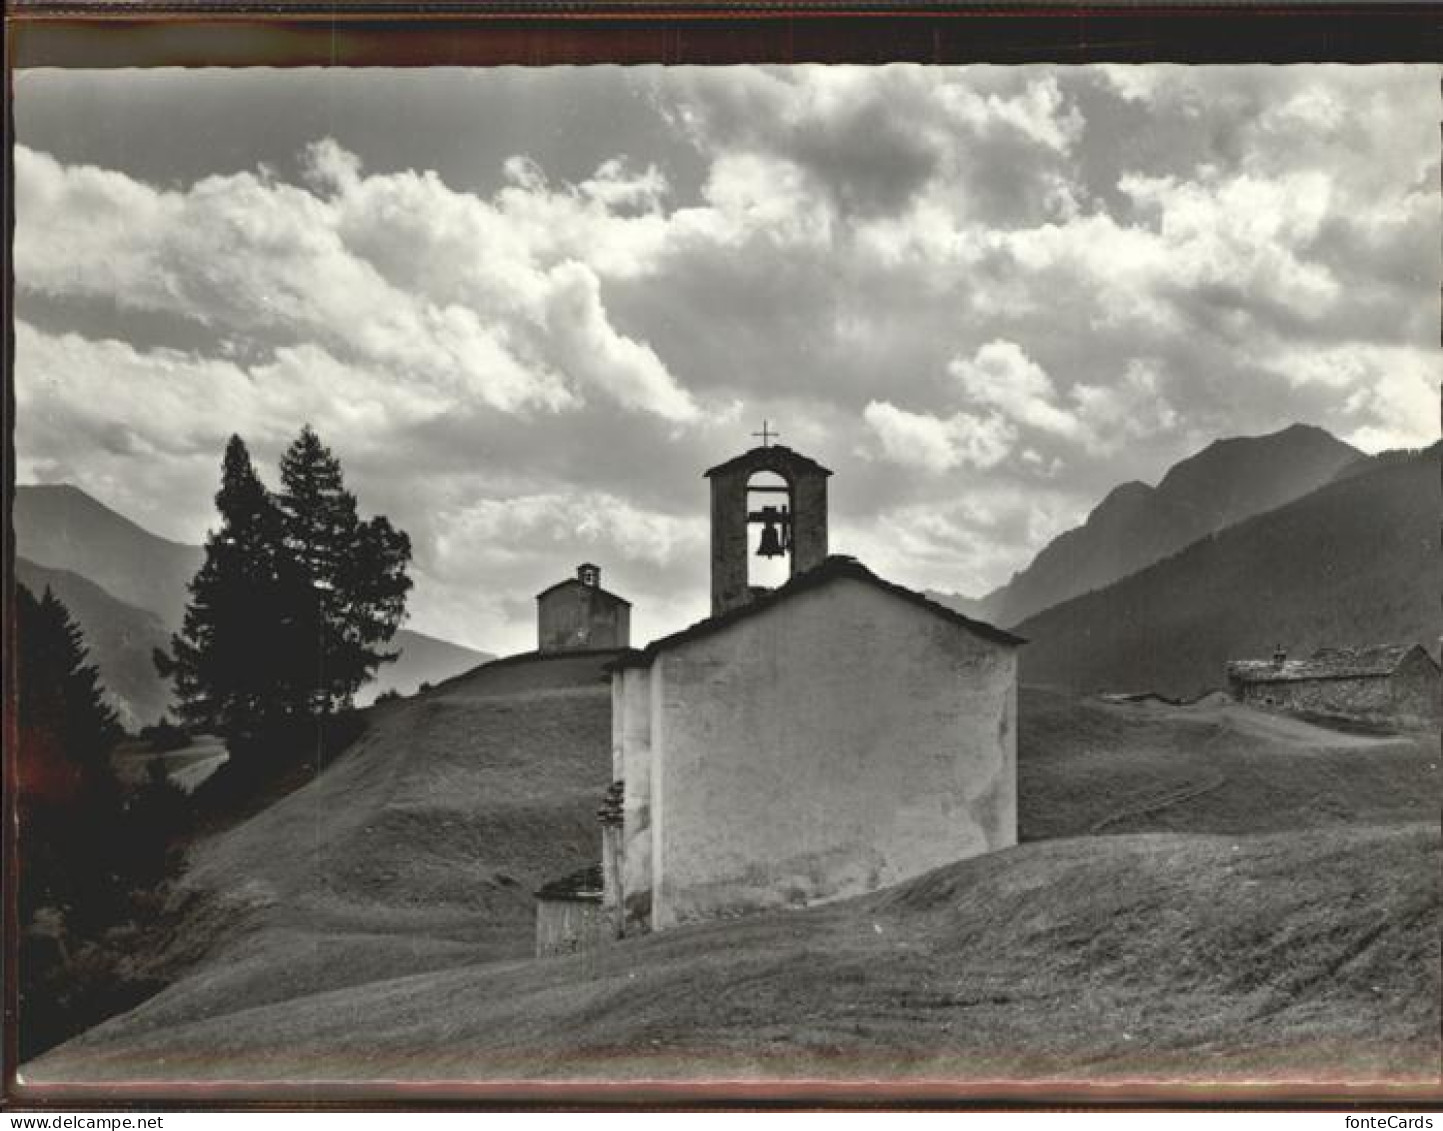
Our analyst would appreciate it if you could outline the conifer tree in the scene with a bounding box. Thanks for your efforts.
[277,425,412,713]
[15,583,125,924]
[156,435,312,750]
[17,584,190,1060]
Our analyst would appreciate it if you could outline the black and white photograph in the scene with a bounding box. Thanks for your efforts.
[7,55,1440,1098]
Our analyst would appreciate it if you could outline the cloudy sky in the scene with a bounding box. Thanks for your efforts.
[13,65,1438,654]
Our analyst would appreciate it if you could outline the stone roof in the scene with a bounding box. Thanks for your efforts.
[1226,644,1429,685]
[703,444,832,479]
[611,555,1025,672]
[534,863,603,902]
[534,577,632,606]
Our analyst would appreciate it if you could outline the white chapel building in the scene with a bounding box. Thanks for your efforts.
[536,437,1022,952]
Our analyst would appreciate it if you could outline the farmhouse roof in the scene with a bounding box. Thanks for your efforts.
[1226,643,1432,685]
[611,555,1025,672]
[534,577,632,606]
[533,863,603,902]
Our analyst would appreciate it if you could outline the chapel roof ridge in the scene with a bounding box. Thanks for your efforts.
[611,554,1024,672]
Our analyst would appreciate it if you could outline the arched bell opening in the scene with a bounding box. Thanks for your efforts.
[745,469,792,592]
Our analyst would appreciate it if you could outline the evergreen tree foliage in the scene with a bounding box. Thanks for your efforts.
[15,583,126,924]
[277,424,412,713]
[155,435,315,749]
[15,584,187,1062]
[16,583,124,806]
[156,427,412,752]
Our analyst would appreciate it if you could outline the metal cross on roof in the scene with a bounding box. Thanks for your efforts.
[752,420,780,447]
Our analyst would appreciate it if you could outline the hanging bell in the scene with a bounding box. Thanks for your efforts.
[756,518,786,558]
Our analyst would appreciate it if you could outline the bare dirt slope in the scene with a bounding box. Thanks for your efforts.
[24,684,1440,1090]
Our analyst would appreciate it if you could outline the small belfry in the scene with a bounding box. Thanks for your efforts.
[705,423,832,615]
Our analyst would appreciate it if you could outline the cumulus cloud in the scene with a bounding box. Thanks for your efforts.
[543,262,700,423]
[12,64,1439,647]
[862,401,1016,473]
[660,67,1085,224]
[867,342,1180,471]
[1260,343,1437,452]
[949,341,1081,440]
[14,140,706,423]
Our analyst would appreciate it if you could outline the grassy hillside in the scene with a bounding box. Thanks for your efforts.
[1014,445,1441,699]
[29,821,1439,1087]
[1018,688,1435,840]
[24,683,1438,1089]
[16,556,173,731]
[23,651,619,1049]
[978,424,1360,627]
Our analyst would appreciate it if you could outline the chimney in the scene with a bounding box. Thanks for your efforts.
[577,562,600,588]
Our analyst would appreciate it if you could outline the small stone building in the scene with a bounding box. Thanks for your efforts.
[1226,643,1441,729]
[528,440,1022,957]
[536,563,630,653]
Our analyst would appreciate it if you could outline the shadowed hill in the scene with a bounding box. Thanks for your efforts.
[24,683,1438,1088]
[1014,445,1441,699]
[975,424,1360,627]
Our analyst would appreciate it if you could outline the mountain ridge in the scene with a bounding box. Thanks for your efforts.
[15,483,204,628]
[934,424,1363,628]
[1013,443,1441,699]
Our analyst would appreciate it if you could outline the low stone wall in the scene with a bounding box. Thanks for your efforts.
[1233,674,1427,728]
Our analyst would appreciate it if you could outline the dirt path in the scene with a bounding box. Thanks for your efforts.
[112,734,230,793]
[1088,774,1228,833]
[1213,704,1405,749]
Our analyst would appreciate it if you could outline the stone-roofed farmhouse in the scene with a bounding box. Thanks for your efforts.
[1226,643,1441,729]
[535,435,1023,953]
[536,562,631,653]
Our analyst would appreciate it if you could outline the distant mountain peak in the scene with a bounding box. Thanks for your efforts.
[1090,479,1154,515]
[976,425,1363,629]
[19,482,201,548]
[1014,445,1440,699]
